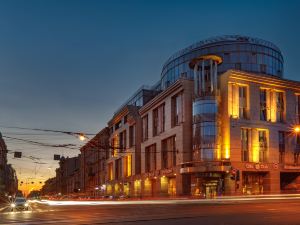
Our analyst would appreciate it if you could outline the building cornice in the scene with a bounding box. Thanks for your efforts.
[226,70,300,92]
[139,78,191,115]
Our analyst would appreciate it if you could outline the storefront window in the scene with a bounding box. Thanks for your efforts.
[168,178,176,196]
[134,180,141,197]
[243,173,265,195]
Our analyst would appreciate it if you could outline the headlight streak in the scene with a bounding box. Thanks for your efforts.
[30,194,300,206]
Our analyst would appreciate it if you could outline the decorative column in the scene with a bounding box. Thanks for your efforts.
[194,63,199,97]
[210,59,214,93]
[201,60,205,93]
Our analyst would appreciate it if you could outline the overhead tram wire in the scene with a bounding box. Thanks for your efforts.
[0,125,96,139]
[3,134,272,154]
[2,135,79,150]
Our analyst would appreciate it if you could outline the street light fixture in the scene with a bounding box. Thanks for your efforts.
[294,126,300,133]
[79,133,86,141]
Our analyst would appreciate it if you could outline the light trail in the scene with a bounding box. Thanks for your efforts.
[30,194,300,206]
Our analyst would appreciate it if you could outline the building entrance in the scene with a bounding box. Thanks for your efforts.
[203,180,218,198]
[191,173,224,198]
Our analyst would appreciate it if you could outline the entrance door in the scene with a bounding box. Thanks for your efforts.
[204,182,217,198]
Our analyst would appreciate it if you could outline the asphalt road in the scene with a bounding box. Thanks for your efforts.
[1,198,300,225]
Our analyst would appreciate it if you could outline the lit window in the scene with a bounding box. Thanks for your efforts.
[241,128,250,162]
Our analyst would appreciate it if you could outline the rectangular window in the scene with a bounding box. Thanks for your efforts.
[111,138,118,157]
[129,125,135,147]
[115,120,122,130]
[228,83,249,119]
[241,128,250,162]
[161,136,176,169]
[142,115,148,141]
[260,64,267,74]
[276,92,284,122]
[172,93,183,127]
[279,131,285,163]
[153,104,165,136]
[260,89,267,121]
[108,162,113,181]
[235,62,241,70]
[295,134,300,165]
[258,130,268,162]
[119,130,126,152]
[145,144,156,172]
[124,115,128,124]
[124,155,132,177]
[239,86,248,119]
[296,95,300,123]
[115,158,122,180]
[119,132,123,152]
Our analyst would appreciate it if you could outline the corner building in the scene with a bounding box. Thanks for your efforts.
[104,35,300,197]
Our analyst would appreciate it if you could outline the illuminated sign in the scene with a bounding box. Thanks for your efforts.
[244,163,278,170]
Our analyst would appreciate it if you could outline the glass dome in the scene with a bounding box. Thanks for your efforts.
[161,35,284,90]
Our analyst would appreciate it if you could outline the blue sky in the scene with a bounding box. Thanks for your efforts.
[0,0,299,185]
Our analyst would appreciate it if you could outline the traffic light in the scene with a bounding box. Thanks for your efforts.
[54,154,60,160]
[236,170,240,181]
[14,152,22,158]
[230,168,236,180]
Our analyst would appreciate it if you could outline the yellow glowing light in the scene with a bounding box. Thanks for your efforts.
[79,134,86,141]
[225,147,230,159]
[294,126,300,133]
[127,155,132,177]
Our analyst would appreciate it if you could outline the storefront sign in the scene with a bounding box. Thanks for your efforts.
[284,165,300,170]
[244,163,278,170]
[160,168,173,176]
[144,171,155,178]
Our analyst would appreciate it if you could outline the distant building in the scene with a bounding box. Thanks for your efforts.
[40,177,57,196]
[56,156,81,196]
[0,132,18,197]
[106,105,143,197]
[80,127,110,196]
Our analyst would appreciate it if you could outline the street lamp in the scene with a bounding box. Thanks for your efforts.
[294,126,300,133]
[79,133,86,141]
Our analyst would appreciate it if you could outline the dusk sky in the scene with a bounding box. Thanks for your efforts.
[0,0,300,193]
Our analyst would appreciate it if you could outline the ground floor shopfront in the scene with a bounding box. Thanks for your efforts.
[233,162,300,195]
[102,162,300,198]
[104,167,186,198]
